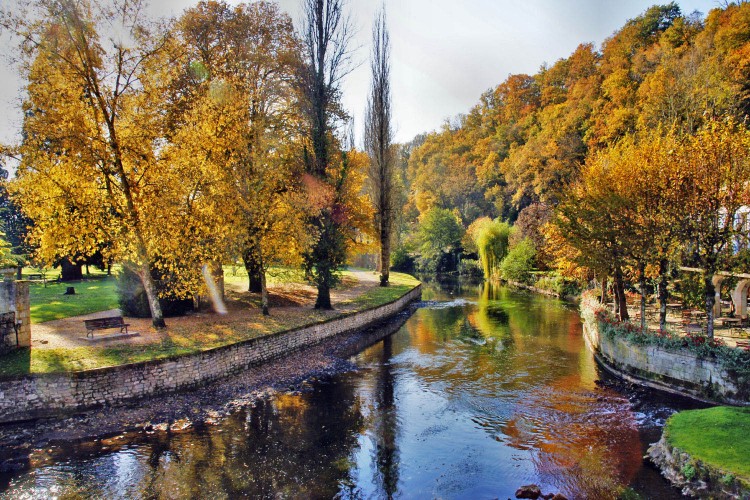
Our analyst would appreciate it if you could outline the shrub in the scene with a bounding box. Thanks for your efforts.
[536,273,581,297]
[390,244,415,273]
[459,258,483,278]
[681,463,696,481]
[720,473,735,486]
[117,265,194,318]
[499,238,535,283]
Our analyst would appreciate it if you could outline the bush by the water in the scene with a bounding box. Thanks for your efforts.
[390,244,415,273]
[535,274,580,297]
[499,238,535,283]
[459,258,483,278]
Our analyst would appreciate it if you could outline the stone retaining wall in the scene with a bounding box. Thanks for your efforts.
[581,301,748,406]
[0,285,421,423]
[648,434,750,498]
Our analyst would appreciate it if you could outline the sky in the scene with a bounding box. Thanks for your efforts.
[0,0,724,146]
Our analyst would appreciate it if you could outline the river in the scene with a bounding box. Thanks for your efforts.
[0,282,699,498]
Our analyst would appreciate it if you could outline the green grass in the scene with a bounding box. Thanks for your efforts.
[222,265,360,291]
[29,276,120,323]
[222,265,307,289]
[343,272,421,309]
[665,406,750,482]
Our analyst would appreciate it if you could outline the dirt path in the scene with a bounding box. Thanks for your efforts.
[30,269,381,350]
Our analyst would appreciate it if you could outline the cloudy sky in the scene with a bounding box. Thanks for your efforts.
[0,0,722,146]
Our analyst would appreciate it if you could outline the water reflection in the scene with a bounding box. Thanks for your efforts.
[0,281,685,499]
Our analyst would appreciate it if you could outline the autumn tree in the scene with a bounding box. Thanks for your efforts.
[298,0,354,309]
[176,1,306,315]
[678,119,750,338]
[555,148,639,321]
[365,7,395,286]
[4,0,182,327]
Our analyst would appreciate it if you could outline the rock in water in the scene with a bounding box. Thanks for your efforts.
[515,484,542,499]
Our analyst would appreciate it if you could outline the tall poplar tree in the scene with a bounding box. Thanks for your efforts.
[365,7,395,286]
[299,0,353,309]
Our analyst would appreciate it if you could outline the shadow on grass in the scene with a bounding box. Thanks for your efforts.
[0,348,31,378]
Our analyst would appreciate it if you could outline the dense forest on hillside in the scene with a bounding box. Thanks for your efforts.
[394,2,750,290]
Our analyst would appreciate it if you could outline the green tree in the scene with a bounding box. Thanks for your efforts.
[499,238,536,283]
[416,208,463,273]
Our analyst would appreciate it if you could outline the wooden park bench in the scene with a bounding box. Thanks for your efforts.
[84,316,130,338]
[26,273,43,280]
[0,312,19,348]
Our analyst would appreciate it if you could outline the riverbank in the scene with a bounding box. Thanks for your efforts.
[580,293,750,405]
[648,407,750,498]
[0,274,421,423]
[504,279,580,303]
[4,270,417,375]
[0,306,418,474]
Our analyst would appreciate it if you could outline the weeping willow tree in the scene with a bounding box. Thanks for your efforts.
[474,219,512,280]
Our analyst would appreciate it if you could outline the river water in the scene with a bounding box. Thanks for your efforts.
[0,282,698,499]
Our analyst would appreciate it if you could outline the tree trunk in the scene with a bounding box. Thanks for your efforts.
[612,279,620,317]
[600,275,608,304]
[704,274,715,339]
[639,268,647,331]
[658,259,668,332]
[380,225,390,287]
[261,267,269,316]
[614,267,628,321]
[137,262,165,329]
[60,258,83,281]
[242,247,263,293]
[315,282,332,309]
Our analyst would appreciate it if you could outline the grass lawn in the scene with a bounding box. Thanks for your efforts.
[223,265,306,289]
[342,271,420,309]
[222,265,359,291]
[29,277,120,323]
[665,406,750,482]
[0,270,420,377]
[0,308,332,376]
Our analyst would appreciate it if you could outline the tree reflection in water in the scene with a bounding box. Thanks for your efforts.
[0,281,687,499]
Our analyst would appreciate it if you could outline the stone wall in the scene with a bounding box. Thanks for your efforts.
[0,285,421,424]
[581,301,748,406]
[0,281,30,347]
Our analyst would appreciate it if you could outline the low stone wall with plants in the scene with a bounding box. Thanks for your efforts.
[0,285,421,424]
[581,293,750,405]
